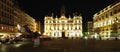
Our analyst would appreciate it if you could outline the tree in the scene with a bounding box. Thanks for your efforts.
[82,32,88,37]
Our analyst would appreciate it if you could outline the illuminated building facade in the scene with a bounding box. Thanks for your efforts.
[14,7,36,33]
[44,6,82,38]
[93,1,120,38]
[0,0,39,38]
[36,21,41,34]
[0,0,15,36]
[21,13,36,32]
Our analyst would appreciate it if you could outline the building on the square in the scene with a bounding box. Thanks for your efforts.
[14,7,36,34]
[35,21,41,34]
[0,0,40,38]
[87,21,93,35]
[93,1,120,38]
[0,0,15,37]
[44,6,82,38]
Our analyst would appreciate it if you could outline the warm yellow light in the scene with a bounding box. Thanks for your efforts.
[51,26,53,30]
[2,27,3,30]
[38,31,41,34]
[104,22,106,26]
[44,11,82,38]
[65,26,67,30]
[116,20,118,22]
[112,21,114,23]
[59,26,62,30]
[17,24,20,30]
[47,26,50,30]
[59,21,61,23]
[108,20,111,24]
[77,25,79,29]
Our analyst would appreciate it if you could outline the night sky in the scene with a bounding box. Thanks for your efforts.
[16,0,116,32]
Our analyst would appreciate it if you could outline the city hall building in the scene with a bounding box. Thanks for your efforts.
[93,1,120,38]
[44,6,82,38]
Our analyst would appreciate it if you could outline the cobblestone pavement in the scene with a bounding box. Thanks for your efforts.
[0,39,120,52]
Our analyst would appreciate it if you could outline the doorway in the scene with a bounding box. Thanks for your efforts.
[62,32,65,38]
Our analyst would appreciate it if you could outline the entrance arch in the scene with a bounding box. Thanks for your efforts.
[62,32,65,38]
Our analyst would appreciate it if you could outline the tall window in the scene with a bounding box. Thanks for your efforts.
[106,14,108,18]
[102,16,104,19]
[110,12,113,16]
[118,9,120,12]
[114,10,117,14]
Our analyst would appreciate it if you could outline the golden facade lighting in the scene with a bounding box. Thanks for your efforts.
[93,1,120,38]
[44,6,82,38]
